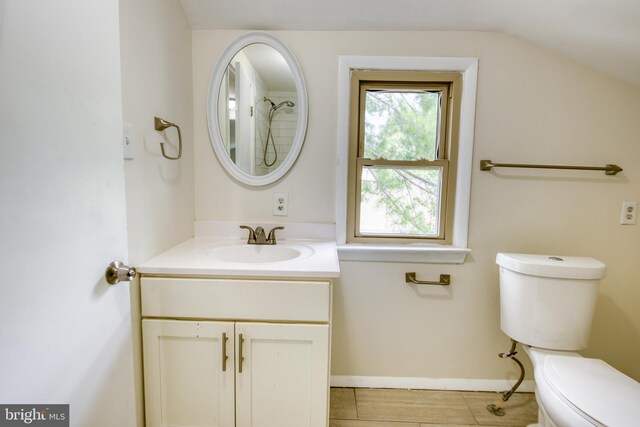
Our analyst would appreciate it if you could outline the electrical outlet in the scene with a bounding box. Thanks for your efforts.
[620,201,638,225]
[123,123,134,160]
[273,192,288,216]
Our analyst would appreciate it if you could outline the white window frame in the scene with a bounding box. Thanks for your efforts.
[336,56,478,264]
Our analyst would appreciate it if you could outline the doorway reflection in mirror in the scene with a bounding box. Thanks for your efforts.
[218,44,298,177]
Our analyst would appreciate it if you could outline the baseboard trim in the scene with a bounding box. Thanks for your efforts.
[330,375,535,393]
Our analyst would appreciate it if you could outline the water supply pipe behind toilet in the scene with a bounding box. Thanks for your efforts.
[486,339,525,416]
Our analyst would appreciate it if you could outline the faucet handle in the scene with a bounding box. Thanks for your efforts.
[267,226,285,245]
[239,225,256,244]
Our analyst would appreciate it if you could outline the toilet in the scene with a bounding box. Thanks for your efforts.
[497,253,640,427]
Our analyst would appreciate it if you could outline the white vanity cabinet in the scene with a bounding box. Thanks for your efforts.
[142,319,236,427]
[140,276,332,427]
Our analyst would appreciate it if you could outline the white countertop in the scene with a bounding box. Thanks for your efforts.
[138,237,341,278]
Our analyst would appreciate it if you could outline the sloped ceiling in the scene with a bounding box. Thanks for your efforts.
[179,0,640,87]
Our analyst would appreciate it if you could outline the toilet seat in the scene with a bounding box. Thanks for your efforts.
[542,355,640,426]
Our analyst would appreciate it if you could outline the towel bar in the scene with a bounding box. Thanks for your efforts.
[480,160,622,176]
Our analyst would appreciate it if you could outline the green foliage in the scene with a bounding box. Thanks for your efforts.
[364,91,439,160]
[360,90,441,236]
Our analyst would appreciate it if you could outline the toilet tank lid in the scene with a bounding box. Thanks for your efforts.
[496,253,606,279]
[543,356,640,426]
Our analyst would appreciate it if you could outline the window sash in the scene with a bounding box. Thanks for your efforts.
[358,82,451,161]
[354,159,450,240]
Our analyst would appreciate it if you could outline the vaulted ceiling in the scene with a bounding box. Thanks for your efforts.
[179,0,640,87]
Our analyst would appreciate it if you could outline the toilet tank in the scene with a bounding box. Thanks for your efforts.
[497,253,606,351]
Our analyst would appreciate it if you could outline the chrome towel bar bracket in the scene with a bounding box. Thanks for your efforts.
[405,272,451,286]
[480,160,623,176]
[154,116,182,160]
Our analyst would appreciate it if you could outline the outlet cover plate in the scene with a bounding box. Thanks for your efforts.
[273,192,288,216]
[620,201,638,225]
[123,123,134,160]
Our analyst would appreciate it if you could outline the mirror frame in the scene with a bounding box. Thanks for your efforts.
[207,32,308,186]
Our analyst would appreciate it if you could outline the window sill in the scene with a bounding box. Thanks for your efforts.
[337,244,470,264]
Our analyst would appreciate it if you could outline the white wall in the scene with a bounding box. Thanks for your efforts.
[119,1,194,424]
[120,0,194,266]
[193,30,640,382]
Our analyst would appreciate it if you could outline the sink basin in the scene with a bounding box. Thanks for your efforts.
[138,235,340,277]
[213,243,314,264]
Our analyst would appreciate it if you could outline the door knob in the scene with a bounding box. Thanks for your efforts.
[105,261,137,285]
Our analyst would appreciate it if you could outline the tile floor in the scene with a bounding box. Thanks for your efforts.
[329,388,539,427]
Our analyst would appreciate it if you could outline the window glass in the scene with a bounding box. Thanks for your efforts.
[359,165,443,236]
[363,90,441,161]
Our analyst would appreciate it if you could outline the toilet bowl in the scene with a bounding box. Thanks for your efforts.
[497,253,640,427]
[524,346,640,426]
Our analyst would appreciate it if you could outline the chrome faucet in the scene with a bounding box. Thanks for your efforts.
[240,225,285,245]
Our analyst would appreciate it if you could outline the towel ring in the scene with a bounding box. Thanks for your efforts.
[154,116,182,160]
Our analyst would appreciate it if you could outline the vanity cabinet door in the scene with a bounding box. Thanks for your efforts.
[143,319,235,427]
[235,322,330,427]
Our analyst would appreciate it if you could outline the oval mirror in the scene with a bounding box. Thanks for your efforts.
[207,32,308,186]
